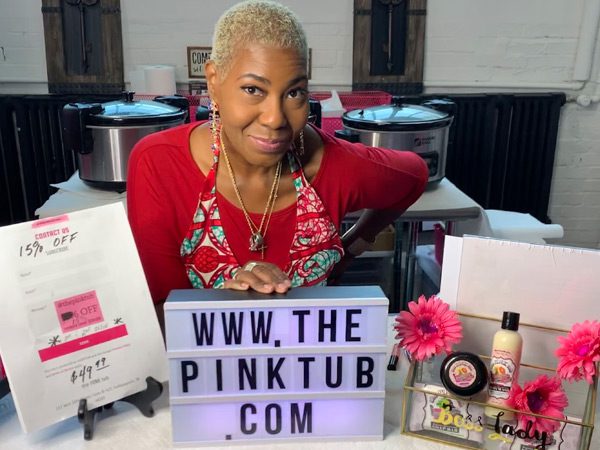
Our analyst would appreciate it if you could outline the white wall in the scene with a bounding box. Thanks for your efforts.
[0,0,354,91]
[0,0,48,93]
[424,0,600,250]
[120,0,354,89]
[425,0,583,87]
[0,0,599,249]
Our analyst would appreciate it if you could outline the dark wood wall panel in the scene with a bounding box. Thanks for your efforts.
[353,0,426,94]
[41,0,124,94]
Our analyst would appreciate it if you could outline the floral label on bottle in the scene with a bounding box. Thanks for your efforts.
[489,353,517,400]
[449,360,476,387]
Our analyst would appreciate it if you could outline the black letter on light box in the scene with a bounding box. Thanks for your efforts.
[240,404,257,434]
[192,312,214,346]
[181,360,198,393]
[265,403,282,435]
[292,310,310,343]
[319,309,337,342]
[325,356,343,388]
[267,357,286,389]
[298,357,315,389]
[357,356,374,388]
[216,359,223,391]
[250,310,273,344]
[291,402,313,434]
[222,311,244,345]
[239,358,257,390]
[345,309,362,342]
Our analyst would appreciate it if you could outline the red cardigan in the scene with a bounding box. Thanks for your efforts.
[127,122,428,302]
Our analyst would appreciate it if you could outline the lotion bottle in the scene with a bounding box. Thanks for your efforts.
[484,311,523,422]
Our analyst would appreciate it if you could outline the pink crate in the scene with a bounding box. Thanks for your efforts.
[310,91,392,134]
[321,117,344,135]
[312,91,392,135]
[310,91,392,112]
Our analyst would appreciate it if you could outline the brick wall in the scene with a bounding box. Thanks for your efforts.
[551,102,600,247]
[0,0,598,248]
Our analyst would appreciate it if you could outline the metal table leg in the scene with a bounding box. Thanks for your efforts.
[404,222,419,308]
[394,221,420,312]
[392,220,404,312]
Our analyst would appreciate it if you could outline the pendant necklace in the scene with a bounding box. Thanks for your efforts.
[220,131,282,259]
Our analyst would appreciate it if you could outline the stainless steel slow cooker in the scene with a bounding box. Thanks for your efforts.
[337,98,454,184]
[62,92,188,191]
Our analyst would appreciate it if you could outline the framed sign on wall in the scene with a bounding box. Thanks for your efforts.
[187,47,212,79]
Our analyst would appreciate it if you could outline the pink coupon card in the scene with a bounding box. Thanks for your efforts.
[54,290,104,333]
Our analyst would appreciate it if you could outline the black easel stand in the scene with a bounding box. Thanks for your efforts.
[0,379,10,399]
[77,376,163,440]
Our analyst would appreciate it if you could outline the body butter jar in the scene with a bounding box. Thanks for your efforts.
[440,352,488,399]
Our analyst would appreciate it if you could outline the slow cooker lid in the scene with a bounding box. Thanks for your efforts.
[343,103,452,132]
[88,99,186,126]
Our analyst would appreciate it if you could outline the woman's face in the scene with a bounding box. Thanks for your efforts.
[207,44,309,167]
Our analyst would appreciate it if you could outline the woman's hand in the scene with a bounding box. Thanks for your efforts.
[224,261,292,294]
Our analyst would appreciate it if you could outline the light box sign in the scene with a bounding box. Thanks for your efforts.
[165,286,388,446]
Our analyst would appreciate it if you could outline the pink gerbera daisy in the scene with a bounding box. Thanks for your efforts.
[509,375,569,438]
[555,320,600,384]
[394,295,462,361]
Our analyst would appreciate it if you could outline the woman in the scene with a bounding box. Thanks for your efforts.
[127,0,428,313]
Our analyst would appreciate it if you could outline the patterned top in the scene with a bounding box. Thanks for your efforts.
[180,131,344,289]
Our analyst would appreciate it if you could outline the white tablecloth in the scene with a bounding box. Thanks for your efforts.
[0,317,430,450]
[1,316,597,450]
[35,173,127,219]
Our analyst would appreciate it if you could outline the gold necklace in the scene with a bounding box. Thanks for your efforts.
[220,131,282,258]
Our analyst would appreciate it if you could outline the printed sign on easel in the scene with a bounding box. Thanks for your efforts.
[0,204,168,432]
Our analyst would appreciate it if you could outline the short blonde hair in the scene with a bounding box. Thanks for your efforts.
[211,0,308,76]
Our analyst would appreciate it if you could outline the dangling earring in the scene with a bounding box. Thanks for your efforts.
[294,130,305,156]
[210,100,220,141]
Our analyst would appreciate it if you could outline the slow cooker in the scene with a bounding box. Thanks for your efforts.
[336,97,455,184]
[62,91,189,191]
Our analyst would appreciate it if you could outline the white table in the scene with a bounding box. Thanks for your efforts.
[0,316,423,450]
[0,376,429,450]
[35,175,484,312]
[35,174,127,218]
[1,315,597,450]
[393,178,484,310]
